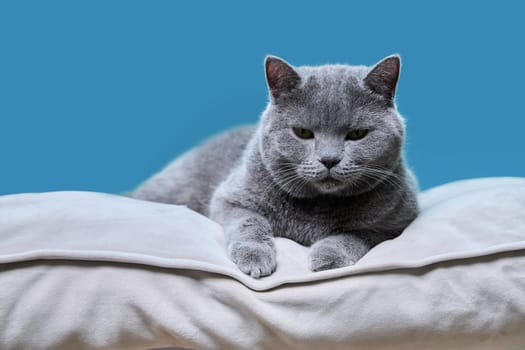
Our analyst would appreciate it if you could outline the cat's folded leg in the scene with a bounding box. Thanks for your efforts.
[221,211,277,278]
[308,233,373,272]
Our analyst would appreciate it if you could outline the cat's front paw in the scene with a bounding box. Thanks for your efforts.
[228,242,277,278]
[308,240,355,272]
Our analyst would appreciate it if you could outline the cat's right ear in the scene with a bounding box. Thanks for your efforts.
[364,55,401,103]
[265,55,301,101]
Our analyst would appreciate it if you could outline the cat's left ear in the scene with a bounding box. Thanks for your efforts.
[364,55,401,102]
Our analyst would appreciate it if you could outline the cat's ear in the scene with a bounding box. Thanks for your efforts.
[364,55,401,102]
[265,55,301,100]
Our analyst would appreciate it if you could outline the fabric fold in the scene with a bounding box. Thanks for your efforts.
[1,177,524,291]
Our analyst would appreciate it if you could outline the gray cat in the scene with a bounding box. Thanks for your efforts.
[133,55,419,278]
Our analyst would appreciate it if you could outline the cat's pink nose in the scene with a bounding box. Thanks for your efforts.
[319,158,341,169]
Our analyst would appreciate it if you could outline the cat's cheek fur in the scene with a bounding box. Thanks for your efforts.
[263,128,304,161]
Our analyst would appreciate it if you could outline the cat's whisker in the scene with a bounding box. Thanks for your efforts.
[357,171,412,206]
[361,171,403,192]
[288,176,310,197]
[340,164,405,191]
[267,169,306,193]
[260,172,300,194]
[279,176,306,195]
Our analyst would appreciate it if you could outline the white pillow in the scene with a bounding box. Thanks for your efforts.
[1,177,524,349]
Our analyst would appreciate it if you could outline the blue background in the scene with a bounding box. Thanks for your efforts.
[1,1,524,195]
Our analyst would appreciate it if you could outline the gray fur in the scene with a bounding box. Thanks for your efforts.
[133,55,419,278]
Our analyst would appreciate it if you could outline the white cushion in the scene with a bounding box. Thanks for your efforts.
[1,177,524,349]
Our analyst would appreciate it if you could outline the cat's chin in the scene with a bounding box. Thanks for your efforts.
[313,178,347,194]
[277,177,347,198]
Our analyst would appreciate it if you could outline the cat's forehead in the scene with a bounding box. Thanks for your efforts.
[299,65,380,103]
[287,64,386,126]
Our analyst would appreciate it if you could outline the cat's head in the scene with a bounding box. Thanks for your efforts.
[259,55,406,197]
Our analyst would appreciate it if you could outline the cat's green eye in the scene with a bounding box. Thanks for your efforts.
[293,128,314,139]
[345,129,369,141]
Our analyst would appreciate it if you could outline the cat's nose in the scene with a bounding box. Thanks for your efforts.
[319,157,341,169]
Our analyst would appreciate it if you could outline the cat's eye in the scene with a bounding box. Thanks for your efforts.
[293,128,314,139]
[345,129,369,141]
